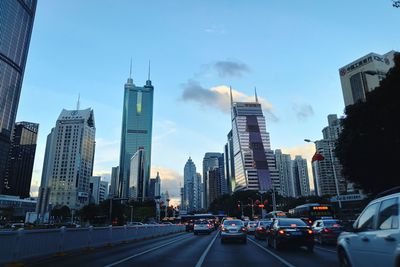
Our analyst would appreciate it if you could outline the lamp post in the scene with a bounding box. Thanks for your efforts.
[129,205,133,223]
[248,198,254,219]
[304,139,342,209]
[256,192,266,218]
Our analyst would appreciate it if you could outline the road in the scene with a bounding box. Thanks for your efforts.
[23,231,339,267]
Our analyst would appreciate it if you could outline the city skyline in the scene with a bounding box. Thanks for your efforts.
[16,1,400,205]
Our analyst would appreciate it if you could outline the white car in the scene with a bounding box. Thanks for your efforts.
[193,220,213,235]
[246,221,258,234]
[337,189,400,267]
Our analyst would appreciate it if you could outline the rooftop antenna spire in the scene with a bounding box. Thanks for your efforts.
[148,60,151,81]
[229,86,233,106]
[254,86,258,103]
[76,93,80,110]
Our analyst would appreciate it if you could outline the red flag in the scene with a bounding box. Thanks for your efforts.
[312,152,325,162]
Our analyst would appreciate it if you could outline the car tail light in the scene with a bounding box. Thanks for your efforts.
[256,227,264,231]
[307,229,313,234]
[221,227,228,232]
[278,230,285,235]
[323,228,331,233]
[240,227,247,232]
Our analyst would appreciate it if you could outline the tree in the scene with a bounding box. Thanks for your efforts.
[336,53,400,195]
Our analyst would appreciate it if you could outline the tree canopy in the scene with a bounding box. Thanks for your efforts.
[336,53,400,195]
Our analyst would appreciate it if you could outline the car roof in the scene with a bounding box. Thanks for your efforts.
[370,192,400,205]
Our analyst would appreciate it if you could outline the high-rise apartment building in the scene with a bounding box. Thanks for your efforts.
[42,108,96,210]
[183,157,201,212]
[312,114,347,197]
[4,122,38,198]
[129,148,146,201]
[118,69,154,198]
[202,152,225,208]
[339,50,396,107]
[0,0,37,192]
[230,89,278,192]
[274,149,294,197]
[292,156,311,197]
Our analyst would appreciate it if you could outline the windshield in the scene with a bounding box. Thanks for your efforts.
[259,221,272,227]
[324,220,342,227]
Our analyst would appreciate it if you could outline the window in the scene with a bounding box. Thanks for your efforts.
[355,203,378,231]
[377,197,399,230]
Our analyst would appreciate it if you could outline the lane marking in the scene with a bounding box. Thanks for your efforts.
[247,237,297,267]
[104,234,190,267]
[315,246,336,253]
[194,231,219,267]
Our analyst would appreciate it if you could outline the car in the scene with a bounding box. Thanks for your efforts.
[312,219,343,244]
[220,219,247,244]
[337,190,400,267]
[185,220,195,232]
[246,221,258,234]
[267,218,314,252]
[254,220,273,240]
[193,220,213,235]
[127,222,144,226]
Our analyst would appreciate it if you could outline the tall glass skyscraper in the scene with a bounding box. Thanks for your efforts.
[230,89,278,192]
[118,70,154,198]
[0,0,37,193]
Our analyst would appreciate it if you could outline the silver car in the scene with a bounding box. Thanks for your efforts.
[246,221,258,234]
[220,219,247,244]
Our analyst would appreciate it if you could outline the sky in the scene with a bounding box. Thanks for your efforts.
[17,0,399,205]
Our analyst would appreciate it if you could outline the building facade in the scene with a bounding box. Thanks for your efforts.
[183,157,201,212]
[43,108,96,210]
[202,152,224,208]
[89,176,100,204]
[339,50,396,107]
[118,71,154,199]
[312,114,347,197]
[292,156,311,197]
[274,149,294,197]
[129,148,146,201]
[148,171,161,199]
[109,166,119,198]
[230,90,277,192]
[99,181,108,202]
[3,121,38,198]
[0,0,37,193]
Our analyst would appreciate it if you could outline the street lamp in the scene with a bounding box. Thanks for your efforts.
[304,139,342,209]
[248,197,254,219]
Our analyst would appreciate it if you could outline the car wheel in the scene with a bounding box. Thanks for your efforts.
[194,232,198,235]
[318,235,324,245]
[267,237,272,248]
[273,238,281,250]
[338,249,352,267]
[221,238,225,244]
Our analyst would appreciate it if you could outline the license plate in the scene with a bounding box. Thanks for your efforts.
[290,231,302,236]
[230,230,238,233]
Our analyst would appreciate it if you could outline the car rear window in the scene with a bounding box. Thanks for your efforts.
[323,220,342,227]
[195,220,208,224]
[278,219,307,227]
[259,221,272,227]
[224,220,243,226]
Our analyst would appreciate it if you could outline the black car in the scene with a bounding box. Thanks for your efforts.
[185,219,194,232]
[267,218,314,252]
[254,220,272,240]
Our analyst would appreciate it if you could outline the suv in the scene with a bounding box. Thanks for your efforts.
[337,191,400,267]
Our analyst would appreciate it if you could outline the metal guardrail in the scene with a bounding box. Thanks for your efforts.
[0,224,184,264]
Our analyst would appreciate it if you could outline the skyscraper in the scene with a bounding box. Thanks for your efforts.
[202,152,224,208]
[118,66,154,198]
[275,149,294,197]
[43,108,96,210]
[225,130,235,194]
[292,156,311,197]
[109,166,120,198]
[312,114,347,197]
[339,50,396,107]
[149,171,161,199]
[4,121,38,198]
[230,88,277,192]
[183,157,201,212]
[0,0,37,192]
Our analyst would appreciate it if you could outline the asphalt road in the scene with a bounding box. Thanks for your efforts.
[22,231,339,267]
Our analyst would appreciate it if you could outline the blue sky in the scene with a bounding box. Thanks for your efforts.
[18,0,399,204]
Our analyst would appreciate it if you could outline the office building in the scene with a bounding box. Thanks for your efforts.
[99,181,108,202]
[89,176,101,204]
[3,122,38,198]
[312,115,347,197]
[339,50,396,107]
[202,152,225,208]
[225,130,235,194]
[109,166,119,198]
[230,88,277,192]
[148,171,161,199]
[43,108,96,210]
[129,148,146,201]
[183,157,201,212]
[275,149,294,197]
[118,66,154,198]
[292,156,311,197]
[0,0,37,192]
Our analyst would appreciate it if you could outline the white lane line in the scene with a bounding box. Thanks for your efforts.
[194,231,219,267]
[104,234,190,267]
[247,237,297,267]
[315,246,336,253]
